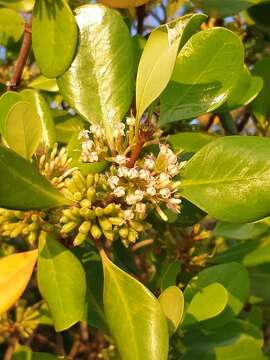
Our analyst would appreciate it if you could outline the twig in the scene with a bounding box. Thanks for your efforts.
[137,5,145,34]
[219,112,238,135]
[7,17,32,91]
[204,113,216,132]
[127,124,154,168]
[237,111,250,132]
[3,336,18,360]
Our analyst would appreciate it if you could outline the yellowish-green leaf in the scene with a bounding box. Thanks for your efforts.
[29,75,59,93]
[0,250,38,315]
[3,101,42,159]
[158,286,184,336]
[99,0,149,7]
[101,250,169,360]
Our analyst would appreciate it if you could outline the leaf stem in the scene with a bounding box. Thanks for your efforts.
[7,17,32,91]
[219,111,238,135]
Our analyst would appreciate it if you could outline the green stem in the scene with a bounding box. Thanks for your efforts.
[219,111,238,135]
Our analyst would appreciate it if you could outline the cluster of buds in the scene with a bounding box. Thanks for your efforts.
[78,124,109,163]
[59,170,147,247]
[37,143,76,188]
[0,209,54,244]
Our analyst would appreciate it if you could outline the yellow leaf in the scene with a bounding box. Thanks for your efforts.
[99,0,149,8]
[0,250,38,314]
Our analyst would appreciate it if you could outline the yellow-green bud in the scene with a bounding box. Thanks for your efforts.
[128,228,138,243]
[109,217,124,226]
[86,174,94,187]
[103,203,115,215]
[80,199,91,208]
[103,230,114,241]
[28,231,37,244]
[63,209,79,221]
[60,216,69,224]
[73,172,86,192]
[129,220,144,232]
[61,221,77,234]
[74,233,87,246]
[79,221,91,234]
[31,214,39,222]
[61,188,74,201]
[74,192,83,201]
[91,225,102,239]
[99,218,112,231]
[87,187,96,202]
[80,208,95,220]
[65,178,79,193]
[119,227,129,238]
[95,207,104,217]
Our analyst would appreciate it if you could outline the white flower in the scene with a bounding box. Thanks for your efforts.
[144,156,155,170]
[160,144,169,155]
[126,117,135,126]
[82,140,94,151]
[168,164,179,177]
[115,155,126,165]
[88,152,99,162]
[118,166,129,177]
[114,186,125,197]
[108,175,119,189]
[78,129,89,140]
[90,124,104,138]
[126,194,138,205]
[159,173,170,182]
[139,169,151,181]
[160,188,171,199]
[113,123,125,138]
[135,202,146,214]
[135,190,144,201]
[124,209,134,221]
[127,168,138,179]
[146,187,156,196]
[167,198,182,213]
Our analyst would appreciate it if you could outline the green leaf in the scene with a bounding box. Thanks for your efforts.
[182,320,264,360]
[0,146,69,210]
[101,249,169,360]
[0,0,34,12]
[32,353,58,360]
[192,0,262,17]
[58,4,134,149]
[250,267,270,304]
[251,57,270,125]
[136,13,206,124]
[0,91,22,134]
[183,283,228,326]
[54,113,85,144]
[32,0,78,78]
[248,3,270,32]
[218,66,263,112]
[168,132,217,153]
[158,286,184,336]
[0,8,24,45]
[73,244,108,331]
[12,346,32,360]
[180,136,270,223]
[214,221,268,240]
[3,101,42,159]
[160,260,181,292]
[212,236,270,267]
[184,263,250,327]
[21,89,56,148]
[29,75,59,92]
[160,28,244,124]
[37,232,86,332]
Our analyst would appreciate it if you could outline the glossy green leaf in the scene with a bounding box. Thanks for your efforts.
[73,244,107,331]
[54,112,85,144]
[21,89,56,148]
[180,136,270,223]
[0,8,24,45]
[32,0,78,78]
[58,4,134,149]
[29,75,59,92]
[0,146,69,210]
[158,286,184,335]
[193,0,261,17]
[168,132,217,153]
[184,263,250,327]
[37,232,86,332]
[212,237,270,267]
[250,267,270,304]
[160,260,181,292]
[218,66,263,112]
[160,28,244,124]
[214,221,268,240]
[0,91,22,134]
[251,57,270,125]
[32,353,58,360]
[183,283,228,326]
[12,346,32,360]
[101,250,169,360]
[136,13,207,123]
[0,0,34,11]
[248,3,270,32]
[3,101,42,159]
[182,320,264,360]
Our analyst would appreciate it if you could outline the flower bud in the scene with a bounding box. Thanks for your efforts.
[119,226,129,238]
[99,218,112,231]
[87,187,96,201]
[74,192,83,201]
[95,207,104,217]
[109,217,124,226]
[79,221,91,234]
[61,221,77,234]
[103,230,114,241]
[91,225,102,239]
[74,233,87,246]
[128,228,138,243]
[129,220,144,232]
[80,199,91,208]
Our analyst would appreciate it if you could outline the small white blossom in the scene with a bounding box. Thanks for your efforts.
[160,188,171,199]
[135,202,146,214]
[139,169,151,181]
[160,144,169,155]
[135,190,144,201]
[168,164,179,177]
[159,173,170,182]
[115,155,127,165]
[108,175,119,189]
[113,123,125,138]
[78,129,90,140]
[167,198,182,213]
[82,140,94,151]
[126,117,135,126]
[126,194,138,205]
[144,156,155,170]
[146,187,156,196]
[118,166,129,177]
[90,124,104,138]
[127,168,138,179]
[114,186,125,197]
[124,209,134,221]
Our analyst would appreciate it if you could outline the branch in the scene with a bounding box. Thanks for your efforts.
[137,5,145,35]
[7,17,32,91]
[219,111,238,135]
